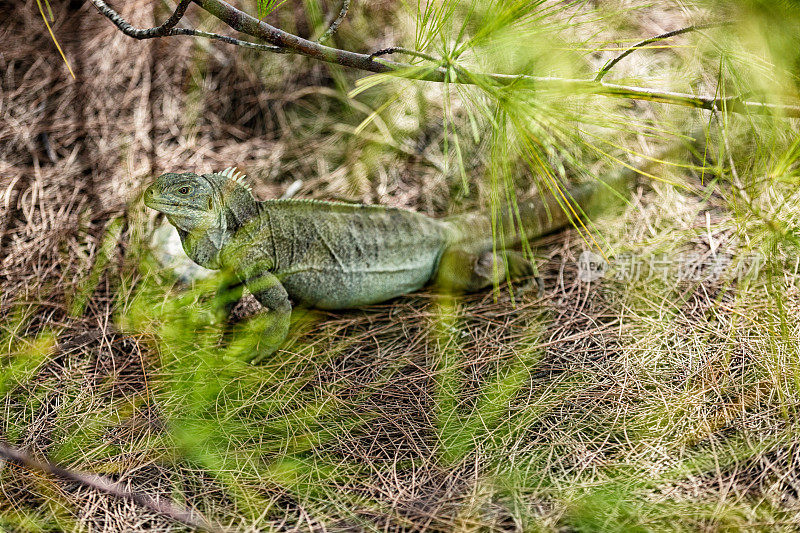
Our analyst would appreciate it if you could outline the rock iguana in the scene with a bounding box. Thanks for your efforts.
[143,167,623,357]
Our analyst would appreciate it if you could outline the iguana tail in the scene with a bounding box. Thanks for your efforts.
[443,169,631,253]
[444,132,704,253]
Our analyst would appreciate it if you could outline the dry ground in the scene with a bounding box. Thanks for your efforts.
[2,0,800,531]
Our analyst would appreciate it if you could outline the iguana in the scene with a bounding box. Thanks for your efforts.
[143,167,622,357]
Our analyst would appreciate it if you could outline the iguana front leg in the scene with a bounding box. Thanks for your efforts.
[241,271,292,362]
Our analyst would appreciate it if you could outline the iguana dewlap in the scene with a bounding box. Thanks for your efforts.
[143,168,598,357]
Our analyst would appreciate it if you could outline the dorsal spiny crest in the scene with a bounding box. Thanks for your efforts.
[217,167,251,192]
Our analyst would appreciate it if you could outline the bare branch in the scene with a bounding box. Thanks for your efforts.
[88,0,800,118]
[0,441,221,532]
[595,21,732,81]
[317,0,350,44]
[192,0,401,72]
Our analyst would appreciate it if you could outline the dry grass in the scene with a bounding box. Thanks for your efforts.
[2,0,800,531]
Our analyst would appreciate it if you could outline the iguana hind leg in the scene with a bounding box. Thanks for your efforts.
[433,248,541,294]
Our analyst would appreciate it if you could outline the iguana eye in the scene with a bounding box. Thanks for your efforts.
[178,186,191,195]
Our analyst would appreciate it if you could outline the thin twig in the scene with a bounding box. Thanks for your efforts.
[368,46,440,63]
[88,0,800,118]
[88,0,282,52]
[595,21,732,81]
[90,0,192,38]
[317,0,350,44]
[171,28,283,52]
[0,441,221,532]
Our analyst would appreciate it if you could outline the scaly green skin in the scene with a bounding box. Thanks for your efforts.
[143,170,606,357]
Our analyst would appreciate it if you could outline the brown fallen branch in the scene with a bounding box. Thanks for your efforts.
[0,441,221,533]
[87,1,800,118]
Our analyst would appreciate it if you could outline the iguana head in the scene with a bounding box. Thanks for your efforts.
[144,168,256,269]
[144,172,219,230]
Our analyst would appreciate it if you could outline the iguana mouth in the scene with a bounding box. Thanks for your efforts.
[144,198,198,214]
[145,201,176,213]
[147,201,185,209]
